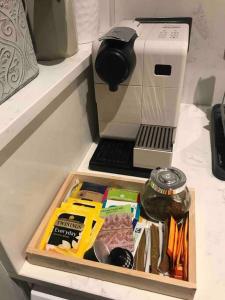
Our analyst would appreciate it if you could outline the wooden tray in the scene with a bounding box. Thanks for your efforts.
[26,172,196,300]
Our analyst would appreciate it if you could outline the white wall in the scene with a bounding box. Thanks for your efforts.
[112,0,225,105]
[0,69,97,274]
[99,0,115,32]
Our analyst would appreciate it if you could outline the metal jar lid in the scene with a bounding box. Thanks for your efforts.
[149,167,187,195]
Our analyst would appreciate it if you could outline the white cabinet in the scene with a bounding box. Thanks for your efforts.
[0,262,28,300]
[0,62,95,276]
[31,290,68,300]
[0,48,97,299]
[31,287,98,300]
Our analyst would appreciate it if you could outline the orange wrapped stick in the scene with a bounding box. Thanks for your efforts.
[183,217,189,280]
[176,223,184,266]
[174,264,183,280]
[167,216,176,258]
[172,222,178,268]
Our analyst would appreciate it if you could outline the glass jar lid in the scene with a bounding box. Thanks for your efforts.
[150,167,186,195]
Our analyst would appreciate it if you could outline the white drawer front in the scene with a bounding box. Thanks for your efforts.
[31,290,68,300]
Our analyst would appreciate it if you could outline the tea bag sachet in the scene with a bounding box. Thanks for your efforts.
[39,206,94,258]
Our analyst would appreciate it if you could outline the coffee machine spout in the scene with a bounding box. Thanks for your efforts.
[109,84,118,92]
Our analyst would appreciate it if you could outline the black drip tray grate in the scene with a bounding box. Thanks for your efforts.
[89,138,152,178]
[135,124,174,151]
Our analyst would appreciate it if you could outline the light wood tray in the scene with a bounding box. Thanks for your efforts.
[26,172,196,300]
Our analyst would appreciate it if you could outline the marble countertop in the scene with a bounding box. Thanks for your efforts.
[172,104,225,299]
[19,104,225,300]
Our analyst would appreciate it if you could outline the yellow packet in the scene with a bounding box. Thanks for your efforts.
[87,216,104,250]
[69,183,82,199]
[61,202,104,251]
[65,197,103,211]
[39,206,93,258]
[68,181,106,202]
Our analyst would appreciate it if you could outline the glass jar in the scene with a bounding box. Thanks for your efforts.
[141,167,191,222]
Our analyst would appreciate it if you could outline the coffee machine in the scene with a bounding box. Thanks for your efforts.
[89,18,191,177]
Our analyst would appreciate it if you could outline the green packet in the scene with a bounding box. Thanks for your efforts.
[100,204,131,218]
[107,188,139,203]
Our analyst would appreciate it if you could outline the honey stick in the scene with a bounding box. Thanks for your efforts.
[151,224,159,274]
[134,229,146,271]
[159,220,170,273]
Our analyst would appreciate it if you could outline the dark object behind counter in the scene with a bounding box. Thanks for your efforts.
[210,104,225,180]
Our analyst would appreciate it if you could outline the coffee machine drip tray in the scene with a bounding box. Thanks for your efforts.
[133,125,174,169]
[89,138,152,178]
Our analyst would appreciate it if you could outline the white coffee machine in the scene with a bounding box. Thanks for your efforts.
[90,18,191,176]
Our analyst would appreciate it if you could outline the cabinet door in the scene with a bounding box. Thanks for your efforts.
[31,290,68,300]
[0,262,27,300]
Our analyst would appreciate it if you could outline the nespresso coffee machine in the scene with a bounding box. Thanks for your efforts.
[89,18,192,177]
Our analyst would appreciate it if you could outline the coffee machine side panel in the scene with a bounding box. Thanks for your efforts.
[142,24,189,128]
[92,39,145,86]
[143,41,188,89]
[99,121,140,140]
[142,86,181,127]
[95,84,142,139]
[123,39,145,86]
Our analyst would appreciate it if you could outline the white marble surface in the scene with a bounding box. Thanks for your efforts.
[0,44,91,152]
[17,104,225,299]
[173,104,225,300]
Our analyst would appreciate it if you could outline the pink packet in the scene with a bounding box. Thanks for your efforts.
[97,213,134,252]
